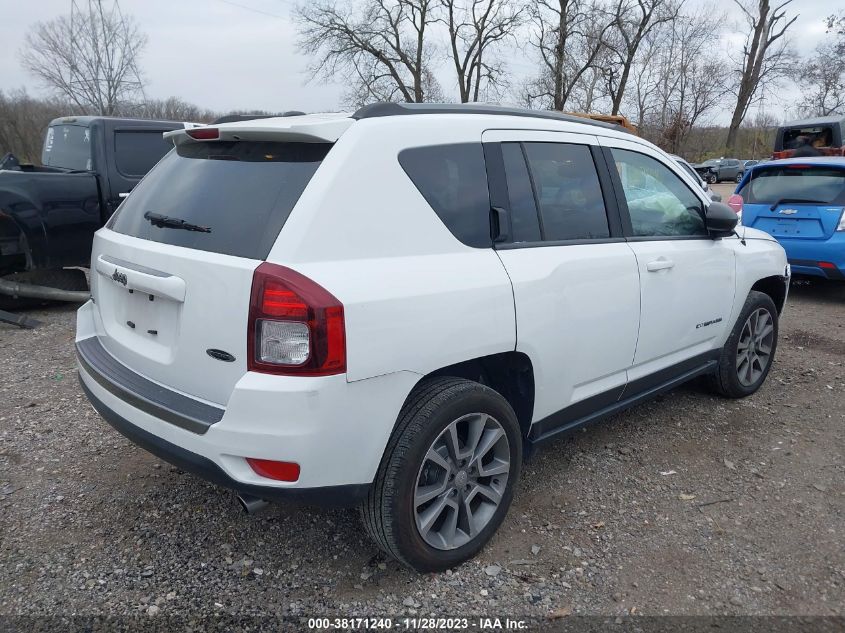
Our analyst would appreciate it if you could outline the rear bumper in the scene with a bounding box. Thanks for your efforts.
[75,300,421,505]
[78,377,369,506]
[780,234,845,280]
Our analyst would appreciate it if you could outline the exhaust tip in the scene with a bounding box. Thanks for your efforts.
[237,494,269,515]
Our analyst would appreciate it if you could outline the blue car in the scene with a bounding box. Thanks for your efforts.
[734,157,845,281]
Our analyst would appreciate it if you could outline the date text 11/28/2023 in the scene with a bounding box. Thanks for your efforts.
[306,617,529,630]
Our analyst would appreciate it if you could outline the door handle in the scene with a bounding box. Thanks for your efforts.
[646,258,675,272]
[491,206,510,243]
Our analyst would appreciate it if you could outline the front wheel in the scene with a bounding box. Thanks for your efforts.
[707,173,718,184]
[362,377,522,572]
[735,172,744,183]
[709,291,778,398]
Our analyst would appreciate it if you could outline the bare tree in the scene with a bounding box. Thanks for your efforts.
[796,40,845,117]
[601,0,681,115]
[440,0,524,102]
[826,11,844,53]
[522,0,619,111]
[19,1,146,116]
[295,0,442,106]
[634,4,726,153]
[0,90,76,163]
[569,64,609,112]
[128,97,218,123]
[725,0,797,154]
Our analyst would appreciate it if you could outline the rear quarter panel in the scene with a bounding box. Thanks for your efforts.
[267,117,517,383]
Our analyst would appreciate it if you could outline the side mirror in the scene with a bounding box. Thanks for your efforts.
[705,201,738,237]
[710,192,722,203]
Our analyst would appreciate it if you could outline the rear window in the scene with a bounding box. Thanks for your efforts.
[398,143,492,248]
[114,130,173,177]
[109,140,331,259]
[741,167,845,205]
[782,126,834,149]
[42,124,92,170]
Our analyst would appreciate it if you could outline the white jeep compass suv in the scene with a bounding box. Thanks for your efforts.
[76,103,789,572]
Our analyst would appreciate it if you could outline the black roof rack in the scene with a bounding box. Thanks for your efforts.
[351,102,628,133]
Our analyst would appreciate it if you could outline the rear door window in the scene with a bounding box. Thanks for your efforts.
[398,143,492,248]
[109,140,331,259]
[741,167,845,205]
[114,130,173,177]
[522,142,610,241]
[501,143,542,243]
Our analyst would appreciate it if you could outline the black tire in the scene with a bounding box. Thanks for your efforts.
[0,269,89,311]
[735,172,744,183]
[707,173,717,184]
[362,377,522,572]
[709,290,779,398]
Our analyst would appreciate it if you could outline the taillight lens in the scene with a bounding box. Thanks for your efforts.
[728,194,744,214]
[248,263,346,376]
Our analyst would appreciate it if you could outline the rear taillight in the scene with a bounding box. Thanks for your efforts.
[247,263,345,376]
[728,194,744,214]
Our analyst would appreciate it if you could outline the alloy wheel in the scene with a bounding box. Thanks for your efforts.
[413,413,511,550]
[736,307,774,386]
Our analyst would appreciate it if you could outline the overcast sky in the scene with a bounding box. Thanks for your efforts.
[0,0,836,121]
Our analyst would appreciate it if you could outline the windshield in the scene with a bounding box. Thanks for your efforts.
[108,140,331,259]
[741,166,845,205]
[42,124,93,170]
[701,159,718,166]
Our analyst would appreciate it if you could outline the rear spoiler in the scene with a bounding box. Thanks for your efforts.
[164,115,354,147]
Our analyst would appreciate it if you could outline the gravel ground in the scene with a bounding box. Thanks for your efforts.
[1,279,843,621]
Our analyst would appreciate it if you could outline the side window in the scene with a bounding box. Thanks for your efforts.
[501,143,541,243]
[522,142,610,241]
[399,143,492,248]
[114,130,173,177]
[610,148,706,238]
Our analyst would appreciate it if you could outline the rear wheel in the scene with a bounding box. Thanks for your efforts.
[735,172,744,183]
[709,291,778,398]
[362,377,522,572]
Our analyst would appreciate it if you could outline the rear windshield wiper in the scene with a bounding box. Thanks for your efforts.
[143,211,211,233]
[769,197,827,211]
